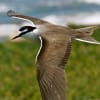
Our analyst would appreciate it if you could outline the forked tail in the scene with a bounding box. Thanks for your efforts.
[71,25,100,44]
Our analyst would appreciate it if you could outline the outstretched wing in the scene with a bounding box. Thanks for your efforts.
[7,10,48,25]
[37,66,67,100]
[36,36,72,100]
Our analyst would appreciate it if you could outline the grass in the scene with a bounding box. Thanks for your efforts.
[0,29,100,100]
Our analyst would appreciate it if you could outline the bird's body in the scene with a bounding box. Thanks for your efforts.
[36,26,72,100]
[7,10,100,100]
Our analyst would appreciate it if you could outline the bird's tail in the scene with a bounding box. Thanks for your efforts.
[70,25,100,44]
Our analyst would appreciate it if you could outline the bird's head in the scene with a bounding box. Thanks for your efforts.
[7,10,48,40]
[12,26,37,40]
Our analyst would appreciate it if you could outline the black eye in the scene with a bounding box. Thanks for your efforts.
[19,26,29,31]
[19,26,36,32]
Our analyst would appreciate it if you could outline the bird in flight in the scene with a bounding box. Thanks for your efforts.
[7,10,100,100]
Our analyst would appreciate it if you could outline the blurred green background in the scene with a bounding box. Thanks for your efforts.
[0,0,100,100]
[0,28,100,100]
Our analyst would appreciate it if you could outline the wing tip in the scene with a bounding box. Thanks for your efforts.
[7,10,16,17]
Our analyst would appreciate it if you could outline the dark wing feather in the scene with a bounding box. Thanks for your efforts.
[59,42,72,67]
[37,66,66,100]
[36,38,72,100]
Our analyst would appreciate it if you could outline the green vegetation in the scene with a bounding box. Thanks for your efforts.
[0,29,100,100]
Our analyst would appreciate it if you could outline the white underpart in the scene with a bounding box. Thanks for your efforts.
[76,38,100,44]
[35,36,43,63]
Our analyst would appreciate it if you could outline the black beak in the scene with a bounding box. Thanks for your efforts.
[12,34,22,40]
[12,26,36,40]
